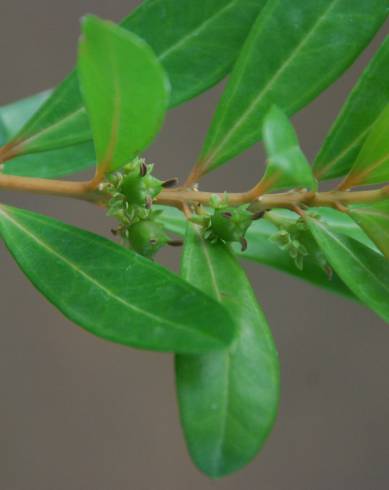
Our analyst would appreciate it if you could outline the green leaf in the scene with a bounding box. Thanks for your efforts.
[176,223,279,477]
[122,0,268,108]
[306,212,389,324]
[349,200,389,259]
[0,86,95,178]
[339,104,389,189]
[1,0,267,173]
[316,207,380,252]
[196,0,389,174]
[313,37,389,181]
[261,106,314,191]
[2,142,95,178]
[78,16,169,171]
[0,90,52,139]
[0,205,236,353]
[8,74,92,156]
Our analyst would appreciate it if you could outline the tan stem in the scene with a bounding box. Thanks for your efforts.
[0,174,102,203]
[0,172,388,211]
[157,185,389,210]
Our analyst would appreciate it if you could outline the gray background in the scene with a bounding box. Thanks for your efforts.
[0,1,388,489]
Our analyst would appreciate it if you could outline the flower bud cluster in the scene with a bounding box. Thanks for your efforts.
[191,194,260,251]
[270,213,332,277]
[101,158,170,258]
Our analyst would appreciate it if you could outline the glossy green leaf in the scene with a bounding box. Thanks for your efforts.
[314,37,389,181]
[176,223,279,477]
[0,87,95,178]
[0,90,51,140]
[78,16,169,171]
[122,0,268,108]
[306,212,389,324]
[197,0,389,174]
[157,206,361,299]
[340,104,389,189]
[1,0,267,171]
[316,208,380,252]
[2,142,95,178]
[261,106,315,191]
[0,205,236,353]
[349,200,389,259]
[7,74,92,156]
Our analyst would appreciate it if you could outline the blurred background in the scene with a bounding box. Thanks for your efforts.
[0,2,388,489]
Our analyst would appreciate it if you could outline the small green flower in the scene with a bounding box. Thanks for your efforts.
[210,206,253,250]
[119,159,162,207]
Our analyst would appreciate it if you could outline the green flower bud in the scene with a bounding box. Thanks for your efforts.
[128,220,169,258]
[210,206,252,243]
[119,159,162,206]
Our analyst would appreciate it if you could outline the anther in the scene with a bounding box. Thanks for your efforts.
[146,196,153,209]
[139,162,148,177]
[168,239,183,247]
[240,237,248,252]
[251,210,266,220]
[162,178,179,188]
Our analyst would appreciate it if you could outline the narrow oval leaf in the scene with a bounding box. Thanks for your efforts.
[306,212,389,324]
[314,38,389,181]
[78,16,169,171]
[176,223,279,477]
[349,200,389,259]
[0,0,267,171]
[339,104,389,189]
[261,106,315,191]
[0,88,95,178]
[196,0,389,174]
[0,205,236,353]
[123,0,268,108]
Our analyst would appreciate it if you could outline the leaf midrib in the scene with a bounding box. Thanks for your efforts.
[0,207,218,339]
[158,0,238,62]
[18,107,88,150]
[194,233,233,470]
[314,123,373,179]
[313,219,389,294]
[203,0,339,167]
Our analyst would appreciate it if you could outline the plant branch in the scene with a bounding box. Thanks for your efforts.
[156,185,389,210]
[0,173,102,203]
[0,171,388,212]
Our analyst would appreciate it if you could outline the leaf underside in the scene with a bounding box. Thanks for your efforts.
[177,223,279,477]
